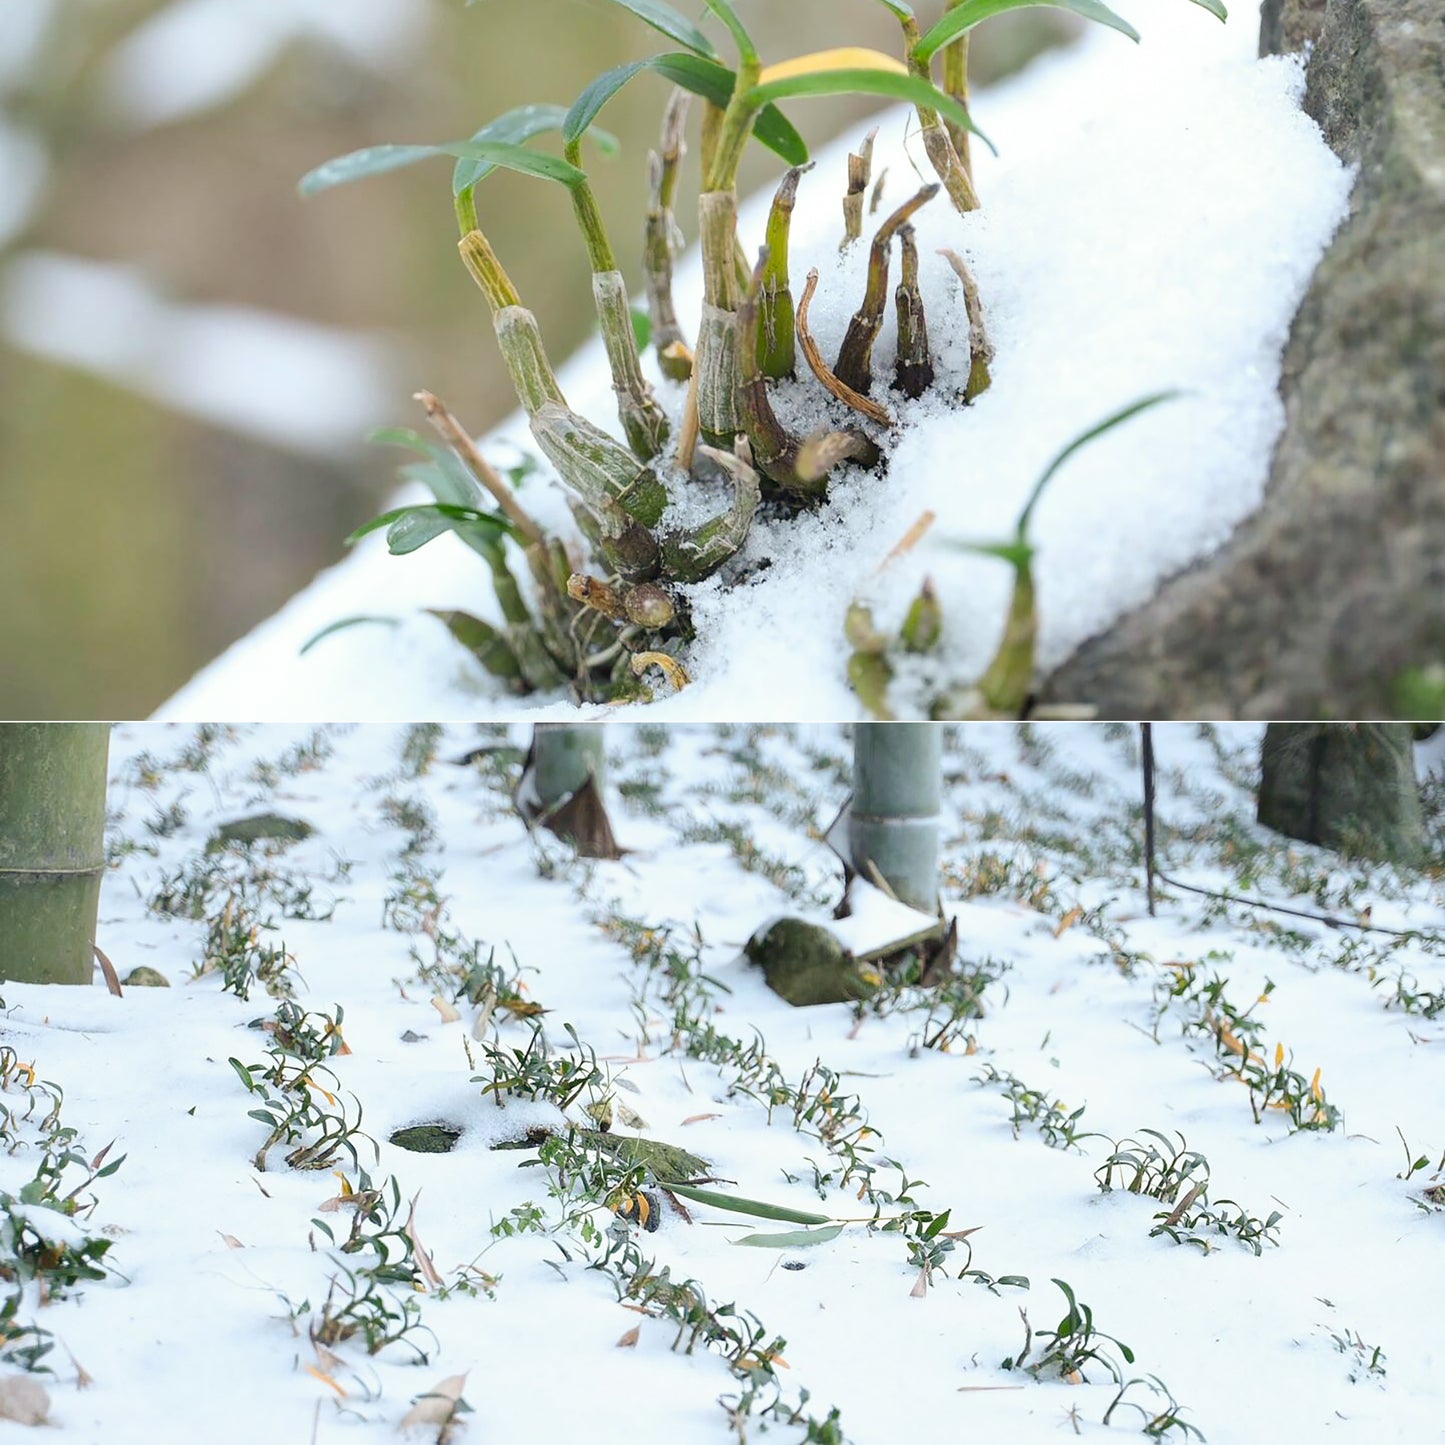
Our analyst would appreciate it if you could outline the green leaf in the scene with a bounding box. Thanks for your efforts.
[299,615,401,656]
[915,0,1139,63]
[731,1223,846,1248]
[566,53,807,166]
[745,68,993,155]
[1186,0,1228,18]
[300,139,583,198]
[368,427,485,507]
[598,0,718,58]
[952,538,1034,571]
[346,503,513,559]
[631,306,652,350]
[451,102,619,197]
[703,0,758,66]
[870,0,917,20]
[1016,389,1181,538]
[659,1180,833,1225]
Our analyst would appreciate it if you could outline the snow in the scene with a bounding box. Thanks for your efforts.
[156,0,1353,722]
[100,0,431,129]
[3,722,1441,1443]
[0,251,397,458]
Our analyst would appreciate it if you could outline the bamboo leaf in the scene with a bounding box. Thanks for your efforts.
[915,1,1140,63]
[598,0,718,58]
[1187,0,1228,17]
[300,139,583,198]
[870,0,917,19]
[745,68,992,154]
[567,53,806,165]
[731,1223,846,1248]
[659,1180,832,1225]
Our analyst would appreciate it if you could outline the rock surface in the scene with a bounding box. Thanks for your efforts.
[1041,0,1445,718]
[744,917,875,1007]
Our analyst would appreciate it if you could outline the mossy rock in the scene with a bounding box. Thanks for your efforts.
[744,918,876,1007]
[122,966,170,988]
[208,813,314,851]
[391,1122,463,1154]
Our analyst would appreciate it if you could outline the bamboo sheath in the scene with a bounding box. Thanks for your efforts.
[0,724,110,985]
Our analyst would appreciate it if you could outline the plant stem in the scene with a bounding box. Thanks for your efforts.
[896,12,980,216]
[758,164,811,380]
[835,184,938,395]
[941,1,974,179]
[414,391,543,545]
[644,89,694,383]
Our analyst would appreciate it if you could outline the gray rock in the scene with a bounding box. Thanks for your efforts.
[1041,0,1445,718]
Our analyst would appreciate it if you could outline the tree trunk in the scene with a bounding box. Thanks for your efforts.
[0,724,110,985]
[849,723,942,912]
[1257,723,1423,864]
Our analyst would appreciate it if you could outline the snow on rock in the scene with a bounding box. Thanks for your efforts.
[1,250,397,457]
[156,0,1353,721]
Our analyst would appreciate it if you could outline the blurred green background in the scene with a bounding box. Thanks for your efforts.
[0,0,1073,719]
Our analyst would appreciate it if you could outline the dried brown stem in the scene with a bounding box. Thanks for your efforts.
[796,268,894,429]
[841,127,878,250]
[414,391,543,545]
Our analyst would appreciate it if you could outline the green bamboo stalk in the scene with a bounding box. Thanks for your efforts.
[531,725,606,810]
[0,725,110,985]
[849,723,941,911]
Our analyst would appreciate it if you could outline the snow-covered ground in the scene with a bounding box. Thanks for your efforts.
[159,0,1353,721]
[2,722,1441,1442]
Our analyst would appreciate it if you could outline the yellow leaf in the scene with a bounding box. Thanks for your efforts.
[1273,1042,1284,1069]
[1310,1067,1323,1102]
[333,1170,353,1197]
[305,1365,347,1398]
[1256,993,1271,1004]
[759,47,908,86]
[1219,1025,1245,1056]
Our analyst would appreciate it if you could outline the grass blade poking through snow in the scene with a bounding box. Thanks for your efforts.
[660,1180,834,1225]
[939,391,1181,718]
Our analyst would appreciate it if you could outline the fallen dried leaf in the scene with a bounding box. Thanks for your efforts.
[217,1232,245,1249]
[431,996,461,1024]
[681,1113,722,1126]
[0,1376,49,1425]
[399,1373,469,1438]
[616,1325,641,1349]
